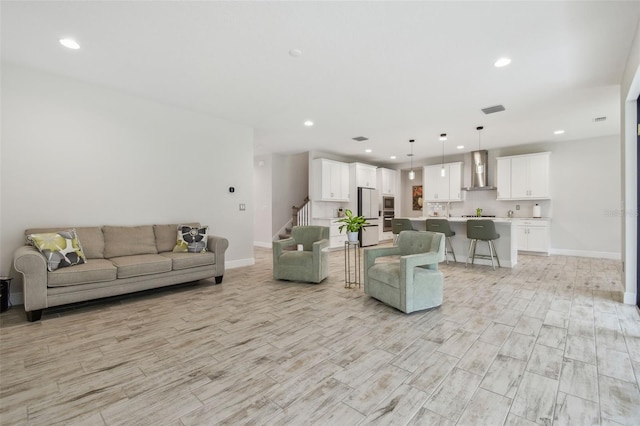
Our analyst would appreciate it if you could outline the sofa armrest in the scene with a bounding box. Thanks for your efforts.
[272,238,296,257]
[312,238,329,253]
[207,235,229,278]
[401,252,440,271]
[364,246,401,270]
[13,245,49,312]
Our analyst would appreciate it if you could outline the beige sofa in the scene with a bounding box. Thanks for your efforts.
[13,223,229,322]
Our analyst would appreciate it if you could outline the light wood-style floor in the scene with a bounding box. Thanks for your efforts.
[1,245,639,425]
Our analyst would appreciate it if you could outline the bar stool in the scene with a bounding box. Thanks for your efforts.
[426,219,456,264]
[466,219,501,270]
[391,218,414,245]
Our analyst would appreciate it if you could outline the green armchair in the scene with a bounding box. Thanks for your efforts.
[272,226,330,284]
[364,230,445,313]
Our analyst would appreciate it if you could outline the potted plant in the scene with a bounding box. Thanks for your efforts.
[335,209,369,242]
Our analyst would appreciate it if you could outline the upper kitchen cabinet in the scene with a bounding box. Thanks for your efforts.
[351,162,377,189]
[423,162,463,202]
[312,158,350,201]
[377,168,397,195]
[496,152,550,200]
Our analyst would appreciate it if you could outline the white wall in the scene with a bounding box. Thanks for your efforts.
[1,63,256,303]
[621,19,640,305]
[400,169,424,218]
[491,136,621,257]
[253,155,273,247]
[253,152,309,247]
[272,152,309,234]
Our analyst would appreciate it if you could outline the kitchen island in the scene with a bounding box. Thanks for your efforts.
[406,217,518,268]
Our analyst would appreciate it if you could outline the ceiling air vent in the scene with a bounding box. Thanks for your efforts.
[481,105,506,115]
[593,116,607,122]
[352,136,369,142]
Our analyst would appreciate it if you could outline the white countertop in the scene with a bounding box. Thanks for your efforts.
[407,216,551,223]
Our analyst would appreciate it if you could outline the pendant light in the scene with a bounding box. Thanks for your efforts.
[408,139,415,180]
[440,133,447,177]
[476,126,484,174]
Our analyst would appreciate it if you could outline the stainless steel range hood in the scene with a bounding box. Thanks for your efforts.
[463,150,496,191]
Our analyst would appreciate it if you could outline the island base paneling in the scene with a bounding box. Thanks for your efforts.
[408,217,518,268]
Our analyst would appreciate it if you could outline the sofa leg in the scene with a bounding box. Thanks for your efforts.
[26,310,43,322]
[215,275,223,284]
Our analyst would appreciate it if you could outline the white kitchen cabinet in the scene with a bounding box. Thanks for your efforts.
[351,162,377,189]
[496,157,511,200]
[516,219,549,253]
[497,152,550,200]
[378,168,397,195]
[423,162,463,202]
[312,158,350,201]
[448,162,463,201]
[312,219,347,249]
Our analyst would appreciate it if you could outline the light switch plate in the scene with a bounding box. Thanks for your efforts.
[239,203,246,211]
[515,205,520,210]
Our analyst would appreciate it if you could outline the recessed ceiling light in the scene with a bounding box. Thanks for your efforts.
[304,120,314,127]
[390,155,397,159]
[59,38,80,50]
[554,130,565,135]
[289,48,302,57]
[457,145,464,150]
[365,149,372,153]
[494,57,511,67]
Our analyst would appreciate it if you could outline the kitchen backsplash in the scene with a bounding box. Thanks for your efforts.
[311,200,348,218]
[429,190,552,218]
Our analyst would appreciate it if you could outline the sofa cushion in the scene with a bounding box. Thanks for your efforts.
[27,229,87,272]
[173,225,209,253]
[25,226,105,259]
[48,259,117,287]
[368,263,401,289]
[103,225,158,259]
[153,223,199,253]
[109,254,172,279]
[159,252,216,270]
[277,251,313,267]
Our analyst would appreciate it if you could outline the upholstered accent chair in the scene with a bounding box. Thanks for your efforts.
[364,230,445,313]
[272,226,330,284]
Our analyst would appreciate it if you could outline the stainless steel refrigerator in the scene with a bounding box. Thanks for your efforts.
[357,187,380,247]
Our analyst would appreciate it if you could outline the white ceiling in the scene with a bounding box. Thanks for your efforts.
[2,1,639,165]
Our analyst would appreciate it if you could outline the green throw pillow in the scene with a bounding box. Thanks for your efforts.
[173,225,208,253]
[27,229,87,272]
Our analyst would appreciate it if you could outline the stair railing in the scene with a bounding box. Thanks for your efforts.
[292,196,310,227]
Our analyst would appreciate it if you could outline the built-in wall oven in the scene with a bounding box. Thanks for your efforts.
[383,196,395,210]
[382,196,395,232]
[383,211,394,232]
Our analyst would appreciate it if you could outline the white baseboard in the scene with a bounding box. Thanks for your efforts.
[549,248,621,260]
[253,241,272,248]
[624,291,638,305]
[225,258,255,269]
